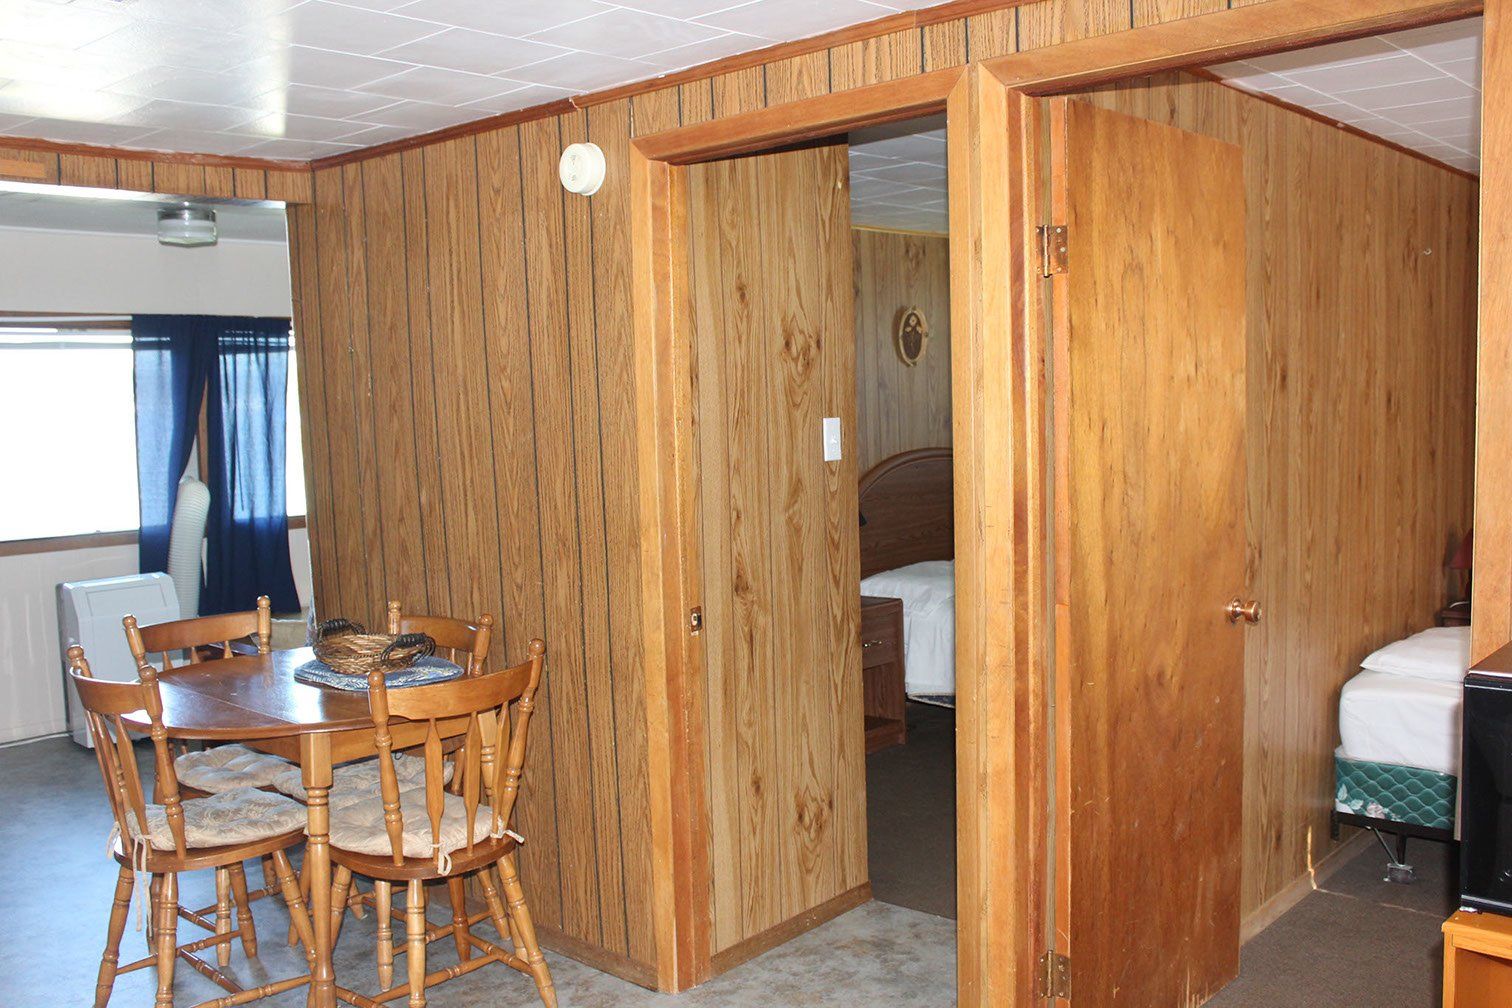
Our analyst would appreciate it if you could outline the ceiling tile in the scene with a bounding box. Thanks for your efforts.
[104,0,302,33]
[1244,36,1399,74]
[457,83,572,114]
[356,65,520,104]
[270,82,400,119]
[0,113,36,133]
[528,9,727,61]
[1336,75,1476,111]
[614,0,758,17]
[502,52,664,91]
[1279,53,1442,93]
[259,1,449,55]
[107,66,280,108]
[0,82,147,123]
[10,117,156,146]
[6,0,132,49]
[391,0,615,37]
[128,127,273,157]
[79,22,278,74]
[356,98,482,129]
[114,99,263,132]
[642,31,771,72]
[0,40,143,91]
[233,136,362,158]
[1385,95,1480,126]
[696,0,895,42]
[375,27,567,75]
[237,111,380,142]
[232,46,419,89]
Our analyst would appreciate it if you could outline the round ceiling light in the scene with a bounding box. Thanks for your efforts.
[157,205,218,247]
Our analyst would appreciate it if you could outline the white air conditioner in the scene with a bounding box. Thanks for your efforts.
[57,572,180,747]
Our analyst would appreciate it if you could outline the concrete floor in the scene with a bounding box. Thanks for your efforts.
[0,736,956,1007]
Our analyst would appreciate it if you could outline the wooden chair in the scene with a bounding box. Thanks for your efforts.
[325,639,554,1008]
[68,646,316,1008]
[385,600,493,675]
[124,596,273,669]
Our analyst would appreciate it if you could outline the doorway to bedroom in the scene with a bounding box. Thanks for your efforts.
[848,115,959,922]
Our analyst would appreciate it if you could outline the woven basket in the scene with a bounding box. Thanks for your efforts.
[312,619,436,679]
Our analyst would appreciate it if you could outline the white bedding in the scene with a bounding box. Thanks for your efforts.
[1338,668,1463,777]
[859,560,955,697]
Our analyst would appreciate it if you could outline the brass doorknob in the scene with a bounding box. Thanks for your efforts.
[1226,598,1262,624]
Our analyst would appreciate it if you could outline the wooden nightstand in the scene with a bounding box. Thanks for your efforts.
[860,595,906,753]
[1443,910,1512,1006]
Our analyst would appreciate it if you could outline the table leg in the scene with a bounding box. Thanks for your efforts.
[301,733,335,1008]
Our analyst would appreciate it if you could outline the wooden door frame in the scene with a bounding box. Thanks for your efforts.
[630,0,1486,1001]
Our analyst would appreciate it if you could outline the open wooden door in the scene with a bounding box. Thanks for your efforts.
[684,140,866,967]
[1048,98,1249,1007]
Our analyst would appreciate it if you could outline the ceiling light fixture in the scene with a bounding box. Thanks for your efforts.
[157,204,218,247]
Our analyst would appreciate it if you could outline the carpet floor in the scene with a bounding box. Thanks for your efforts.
[866,701,957,920]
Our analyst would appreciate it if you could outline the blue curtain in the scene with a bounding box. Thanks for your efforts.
[204,319,301,615]
[133,315,213,580]
[133,315,300,615]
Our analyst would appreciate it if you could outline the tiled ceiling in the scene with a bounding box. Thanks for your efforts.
[0,0,945,161]
[0,188,289,241]
[1209,16,1482,175]
[850,114,946,235]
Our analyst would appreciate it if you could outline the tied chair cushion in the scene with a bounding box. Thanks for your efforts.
[126,787,307,851]
[327,786,501,862]
[270,753,451,808]
[174,744,296,794]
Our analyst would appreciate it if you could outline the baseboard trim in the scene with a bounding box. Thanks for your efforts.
[708,882,873,979]
[1240,830,1374,943]
[534,921,659,990]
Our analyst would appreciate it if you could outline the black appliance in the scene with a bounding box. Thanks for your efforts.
[1461,672,1512,914]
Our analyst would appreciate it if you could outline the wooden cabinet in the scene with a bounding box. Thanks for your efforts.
[861,595,906,753]
[1443,911,1512,1007]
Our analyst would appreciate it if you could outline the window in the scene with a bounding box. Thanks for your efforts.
[0,318,307,543]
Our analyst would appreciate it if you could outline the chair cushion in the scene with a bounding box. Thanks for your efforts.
[271,753,448,808]
[327,785,500,862]
[174,744,296,794]
[127,787,307,851]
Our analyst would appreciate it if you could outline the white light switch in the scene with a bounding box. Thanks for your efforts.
[822,417,842,462]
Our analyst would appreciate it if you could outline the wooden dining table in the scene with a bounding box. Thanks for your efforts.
[120,646,468,1008]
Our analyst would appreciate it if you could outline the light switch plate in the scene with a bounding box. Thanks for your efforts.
[822,416,842,462]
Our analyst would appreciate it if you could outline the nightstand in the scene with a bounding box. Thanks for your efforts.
[860,595,906,753]
[1443,910,1512,1006]
[1439,603,1472,627]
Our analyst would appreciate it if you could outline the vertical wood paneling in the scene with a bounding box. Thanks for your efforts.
[966,8,1019,61]
[1132,0,1230,25]
[830,29,923,91]
[1082,72,1478,922]
[1017,0,1132,48]
[853,229,953,472]
[765,51,831,105]
[234,168,268,200]
[631,87,681,138]
[711,67,766,118]
[58,153,117,188]
[586,98,659,965]
[679,79,716,126]
[202,166,236,198]
[0,145,58,183]
[151,161,206,196]
[473,125,562,927]
[519,115,603,946]
[354,154,428,609]
[923,20,968,70]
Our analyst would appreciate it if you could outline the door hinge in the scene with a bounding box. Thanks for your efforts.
[1038,224,1069,277]
[1038,951,1070,1001]
[688,606,703,636]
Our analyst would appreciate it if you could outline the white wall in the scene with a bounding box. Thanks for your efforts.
[0,224,307,744]
[0,531,313,745]
[0,226,293,315]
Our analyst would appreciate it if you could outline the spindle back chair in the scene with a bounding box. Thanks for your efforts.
[124,596,272,669]
[67,646,314,1008]
[385,600,492,675]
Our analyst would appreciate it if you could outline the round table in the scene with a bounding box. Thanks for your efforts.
[121,647,455,1008]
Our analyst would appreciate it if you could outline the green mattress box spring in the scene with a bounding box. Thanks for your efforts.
[1334,753,1456,831]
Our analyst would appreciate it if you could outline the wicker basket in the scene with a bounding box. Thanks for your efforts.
[312,619,436,679]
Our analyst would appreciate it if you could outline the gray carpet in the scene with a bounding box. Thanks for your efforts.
[1208,836,1457,1008]
[866,701,956,920]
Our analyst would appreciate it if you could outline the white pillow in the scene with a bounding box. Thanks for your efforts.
[1359,626,1471,683]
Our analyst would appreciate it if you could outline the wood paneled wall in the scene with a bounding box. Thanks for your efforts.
[1079,73,1478,923]
[0,143,310,203]
[282,0,1286,985]
[853,229,953,472]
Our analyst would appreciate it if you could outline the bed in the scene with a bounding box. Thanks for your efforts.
[856,448,955,703]
[1331,625,1468,874]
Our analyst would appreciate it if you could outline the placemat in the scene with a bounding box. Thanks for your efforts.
[293,655,465,691]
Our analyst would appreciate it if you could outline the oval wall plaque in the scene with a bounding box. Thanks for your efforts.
[895,306,929,367]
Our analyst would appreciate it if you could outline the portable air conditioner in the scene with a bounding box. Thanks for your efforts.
[57,572,180,747]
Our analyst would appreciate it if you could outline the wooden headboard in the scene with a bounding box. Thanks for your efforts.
[858,447,954,579]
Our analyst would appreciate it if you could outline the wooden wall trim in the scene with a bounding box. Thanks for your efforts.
[0,132,308,172]
[1474,0,1511,662]
[985,0,1482,95]
[632,66,965,165]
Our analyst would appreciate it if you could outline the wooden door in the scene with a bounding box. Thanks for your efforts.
[685,142,866,960]
[1050,98,1248,1007]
